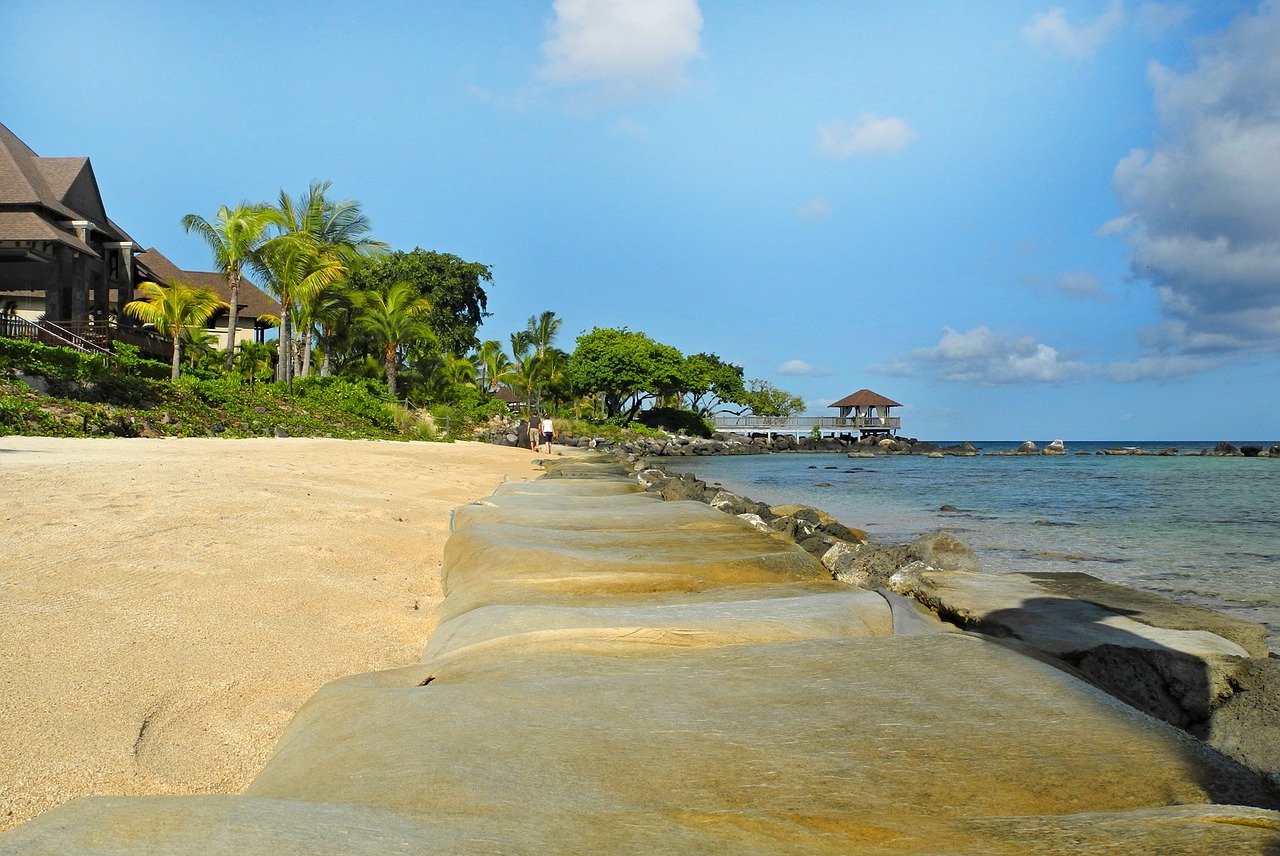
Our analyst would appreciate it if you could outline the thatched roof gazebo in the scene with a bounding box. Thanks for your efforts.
[828,389,902,436]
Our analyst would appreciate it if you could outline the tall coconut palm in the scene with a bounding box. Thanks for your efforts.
[253,231,345,388]
[262,182,388,385]
[303,280,355,377]
[475,339,514,394]
[124,279,228,380]
[441,353,477,387]
[181,203,281,371]
[520,311,563,408]
[525,310,561,358]
[353,281,433,396]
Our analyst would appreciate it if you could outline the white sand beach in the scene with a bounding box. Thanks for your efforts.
[0,436,547,831]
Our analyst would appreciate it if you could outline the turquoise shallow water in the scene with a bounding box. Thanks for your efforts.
[670,442,1280,655]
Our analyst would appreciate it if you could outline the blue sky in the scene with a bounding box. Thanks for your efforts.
[4,1,1278,440]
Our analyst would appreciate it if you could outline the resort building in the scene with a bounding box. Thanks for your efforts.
[712,388,904,438]
[0,120,279,357]
[0,121,138,328]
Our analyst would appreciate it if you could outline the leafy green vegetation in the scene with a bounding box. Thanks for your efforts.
[5,178,805,444]
[0,340,444,440]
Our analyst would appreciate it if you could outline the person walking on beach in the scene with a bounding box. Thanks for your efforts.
[527,415,539,452]
[540,415,555,454]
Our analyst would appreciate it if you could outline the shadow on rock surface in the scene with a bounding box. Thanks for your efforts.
[981,597,1280,811]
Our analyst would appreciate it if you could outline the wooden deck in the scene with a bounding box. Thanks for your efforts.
[712,415,900,437]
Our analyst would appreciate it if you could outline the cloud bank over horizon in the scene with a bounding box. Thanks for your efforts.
[1112,1,1280,362]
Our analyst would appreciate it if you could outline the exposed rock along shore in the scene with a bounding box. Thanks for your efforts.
[5,451,1280,853]
[613,453,1280,799]
[484,420,1280,458]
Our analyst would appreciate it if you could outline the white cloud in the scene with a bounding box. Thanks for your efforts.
[796,197,832,220]
[1023,0,1125,59]
[540,0,703,100]
[1056,271,1107,300]
[1112,2,1280,357]
[906,326,1094,385]
[778,359,835,377]
[817,113,918,158]
[1095,213,1136,237]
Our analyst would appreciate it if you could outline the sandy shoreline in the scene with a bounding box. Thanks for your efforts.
[0,436,548,832]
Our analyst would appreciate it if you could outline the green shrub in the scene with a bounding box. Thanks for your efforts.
[0,339,85,380]
[636,407,713,438]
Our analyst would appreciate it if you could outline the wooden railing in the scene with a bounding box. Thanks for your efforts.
[0,316,111,356]
[712,415,900,435]
[0,316,172,361]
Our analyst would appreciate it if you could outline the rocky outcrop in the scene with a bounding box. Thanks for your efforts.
[7,454,1278,853]
[627,458,1280,794]
[883,566,1280,790]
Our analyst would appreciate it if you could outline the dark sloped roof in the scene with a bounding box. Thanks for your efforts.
[0,122,80,219]
[38,157,112,228]
[136,247,281,319]
[0,211,100,256]
[828,389,902,408]
[0,122,128,244]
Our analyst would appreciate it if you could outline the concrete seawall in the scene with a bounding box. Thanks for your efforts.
[3,456,1278,853]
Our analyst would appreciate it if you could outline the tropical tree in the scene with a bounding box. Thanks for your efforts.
[353,281,434,395]
[440,353,477,387]
[299,280,354,378]
[260,181,387,385]
[526,311,561,358]
[346,249,491,357]
[181,203,281,371]
[180,326,219,369]
[681,353,749,417]
[233,341,276,388]
[474,339,514,394]
[743,379,805,417]
[123,279,228,380]
[568,327,686,424]
[253,231,345,387]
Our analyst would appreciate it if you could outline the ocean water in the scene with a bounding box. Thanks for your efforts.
[668,442,1280,655]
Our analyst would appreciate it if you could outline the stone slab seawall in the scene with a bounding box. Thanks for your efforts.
[2,456,1278,854]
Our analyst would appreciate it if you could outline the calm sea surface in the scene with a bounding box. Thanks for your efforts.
[668,441,1280,655]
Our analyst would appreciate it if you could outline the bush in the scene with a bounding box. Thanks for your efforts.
[636,407,713,438]
[0,339,85,380]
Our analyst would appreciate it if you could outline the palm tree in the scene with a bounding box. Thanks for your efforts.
[181,203,281,371]
[353,281,433,395]
[526,310,561,358]
[260,182,388,386]
[520,311,562,409]
[475,339,514,394]
[304,281,355,377]
[123,279,228,380]
[234,341,276,388]
[441,353,477,387]
[180,326,219,369]
[253,231,345,388]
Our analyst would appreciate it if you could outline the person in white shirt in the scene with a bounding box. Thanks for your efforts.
[539,415,555,454]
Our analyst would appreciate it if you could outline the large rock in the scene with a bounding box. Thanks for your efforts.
[1207,658,1280,790]
[829,531,981,588]
[6,453,1278,853]
[888,568,1280,784]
